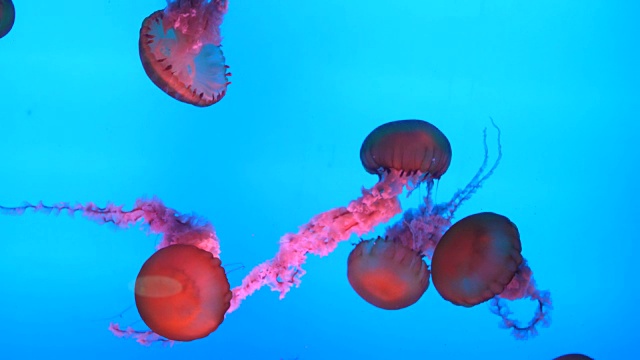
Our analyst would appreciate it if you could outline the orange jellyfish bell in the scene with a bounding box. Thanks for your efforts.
[0,0,15,39]
[135,244,232,341]
[431,212,523,307]
[139,0,230,106]
[360,119,452,179]
[347,237,430,310]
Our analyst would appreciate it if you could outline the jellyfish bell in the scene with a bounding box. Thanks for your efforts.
[135,244,232,341]
[360,119,452,180]
[0,0,15,39]
[139,0,230,107]
[347,237,430,310]
[431,212,523,307]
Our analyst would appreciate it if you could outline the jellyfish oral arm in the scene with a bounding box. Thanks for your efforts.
[227,172,413,313]
[164,0,228,46]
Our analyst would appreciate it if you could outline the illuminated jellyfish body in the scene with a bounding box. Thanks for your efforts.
[348,236,429,310]
[136,244,231,341]
[431,212,553,339]
[431,213,552,339]
[347,120,451,310]
[360,120,452,179]
[431,212,523,307]
[0,199,232,344]
[0,0,15,39]
[140,0,231,106]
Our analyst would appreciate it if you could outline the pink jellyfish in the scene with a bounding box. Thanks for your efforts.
[360,119,452,180]
[135,244,232,342]
[139,0,231,106]
[0,0,15,39]
[348,236,430,310]
[1,199,231,345]
[431,212,524,307]
[431,212,552,339]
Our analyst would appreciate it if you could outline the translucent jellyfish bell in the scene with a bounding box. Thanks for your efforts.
[139,1,230,107]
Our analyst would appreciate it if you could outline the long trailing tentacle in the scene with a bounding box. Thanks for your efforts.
[443,118,503,219]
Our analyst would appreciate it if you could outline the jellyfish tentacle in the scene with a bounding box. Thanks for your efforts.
[1,199,220,256]
[444,120,503,219]
[488,262,553,340]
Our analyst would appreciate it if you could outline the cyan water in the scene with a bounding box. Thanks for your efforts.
[1,1,636,359]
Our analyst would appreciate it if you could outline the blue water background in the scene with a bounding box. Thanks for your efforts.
[0,1,637,359]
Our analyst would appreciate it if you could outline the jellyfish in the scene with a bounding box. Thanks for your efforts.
[431,212,553,339]
[431,212,523,307]
[347,236,430,310]
[347,119,452,310]
[135,244,232,342]
[553,355,594,360]
[139,0,231,106]
[0,0,15,39]
[0,198,230,345]
[360,119,452,180]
